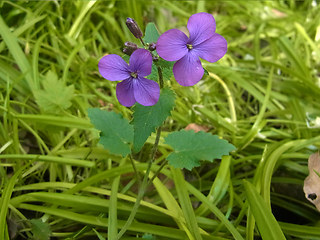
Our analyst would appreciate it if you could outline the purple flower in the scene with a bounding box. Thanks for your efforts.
[157,12,227,86]
[98,49,160,107]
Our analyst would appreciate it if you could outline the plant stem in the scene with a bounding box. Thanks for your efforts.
[129,154,141,185]
[148,159,167,185]
[117,66,164,239]
[116,127,162,239]
[157,65,163,89]
[139,37,145,46]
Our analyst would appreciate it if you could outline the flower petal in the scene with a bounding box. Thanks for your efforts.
[193,33,227,62]
[157,29,188,61]
[98,54,129,81]
[129,49,152,77]
[133,77,160,106]
[173,52,204,86]
[187,12,216,46]
[116,78,136,107]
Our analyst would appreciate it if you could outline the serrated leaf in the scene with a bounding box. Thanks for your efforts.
[143,22,160,44]
[146,64,158,82]
[34,70,74,114]
[132,88,175,153]
[88,108,133,157]
[30,219,51,240]
[122,54,130,63]
[165,130,236,170]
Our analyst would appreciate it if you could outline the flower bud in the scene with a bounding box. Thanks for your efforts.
[148,42,156,51]
[123,41,138,55]
[126,18,143,39]
[152,55,159,62]
[124,41,138,49]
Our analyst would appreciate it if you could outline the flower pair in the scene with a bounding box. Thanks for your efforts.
[98,12,227,107]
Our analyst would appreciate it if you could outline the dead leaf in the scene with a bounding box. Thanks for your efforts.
[271,9,287,18]
[185,123,209,133]
[303,152,320,211]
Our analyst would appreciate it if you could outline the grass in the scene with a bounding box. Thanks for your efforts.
[0,0,320,239]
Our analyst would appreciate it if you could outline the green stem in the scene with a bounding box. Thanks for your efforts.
[148,159,167,185]
[157,65,164,89]
[139,37,145,46]
[116,127,162,239]
[117,67,164,239]
[129,154,141,186]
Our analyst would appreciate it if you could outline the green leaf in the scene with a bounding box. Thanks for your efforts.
[146,64,158,82]
[143,22,160,44]
[132,88,175,153]
[147,60,174,83]
[30,219,51,240]
[165,130,236,170]
[88,108,133,157]
[243,180,286,240]
[34,71,74,114]
[156,59,174,81]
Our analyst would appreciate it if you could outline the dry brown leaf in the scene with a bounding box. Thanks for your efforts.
[271,9,287,18]
[303,152,320,211]
[185,123,209,133]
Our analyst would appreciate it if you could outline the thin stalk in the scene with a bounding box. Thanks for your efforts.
[139,37,145,46]
[129,154,141,185]
[116,66,164,239]
[157,65,164,88]
[148,159,167,185]
[116,127,162,239]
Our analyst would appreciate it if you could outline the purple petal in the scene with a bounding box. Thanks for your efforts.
[193,33,227,62]
[187,12,216,46]
[116,78,136,107]
[98,54,129,81]
[173,52,204,86]
[133,77,160,106]
[157,29,188,61]
[129,49,152,77]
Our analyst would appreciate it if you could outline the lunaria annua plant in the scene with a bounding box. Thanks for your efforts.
[89,12,233,239]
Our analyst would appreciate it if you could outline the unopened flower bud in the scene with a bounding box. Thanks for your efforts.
[125,41,138,49]
[126,18,143,39]
[148,42,156,51]
[152,55,159,62]
[123,41,138,55]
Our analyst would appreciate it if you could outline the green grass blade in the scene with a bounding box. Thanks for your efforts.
[0,15,36,92]
[243,180,286,240]
[187,183,244,240]
[171,167,203,240]
[0,167,24,239]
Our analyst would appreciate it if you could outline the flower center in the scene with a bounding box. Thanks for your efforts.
[187,44,193,50]
[130,72,138,78]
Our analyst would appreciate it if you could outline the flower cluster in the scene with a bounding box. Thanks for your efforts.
[98,12,227,106]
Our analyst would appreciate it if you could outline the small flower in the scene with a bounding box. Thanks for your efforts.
[98,49,160,107]
[157,12,227,86]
